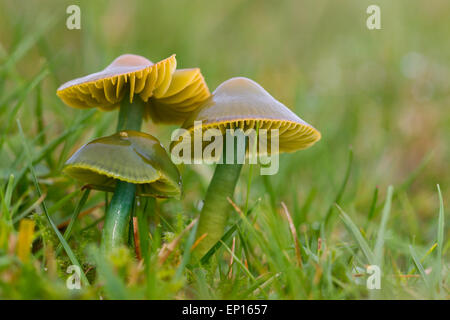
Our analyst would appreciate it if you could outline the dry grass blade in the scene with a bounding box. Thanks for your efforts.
[158,217,199,264]
[133,217,142,261]
[227,197,244,218]
[191,232,208,251]
[17,219,35,263]
[281,201,303,267]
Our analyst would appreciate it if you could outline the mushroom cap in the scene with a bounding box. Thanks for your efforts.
[170,77,321,159]
[57,54,210,124]
[57,54,177,110]
[64,131,181,198]
[147,68,210,124]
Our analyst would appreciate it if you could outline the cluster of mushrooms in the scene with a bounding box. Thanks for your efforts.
[57,53,321,260]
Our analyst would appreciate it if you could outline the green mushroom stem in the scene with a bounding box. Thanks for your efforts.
[192,132,246,262]
[101,181,137,250]
[100,99,144,253]
[116,98,145,132]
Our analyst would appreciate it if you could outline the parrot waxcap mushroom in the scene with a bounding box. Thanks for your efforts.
[64,131,181,250]
[171,77,321,262]
[171,76,321,163]
[64,130,181,198]
[57,53,209,253]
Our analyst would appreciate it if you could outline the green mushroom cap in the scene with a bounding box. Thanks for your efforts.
[64,130,181,198]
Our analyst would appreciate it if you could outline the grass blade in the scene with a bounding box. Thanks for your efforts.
[409,244,430,289]
[220,240,256,282]
[175,218,199,279]
[374,186,393,266]
[0,174,15,223]
[337,204,375,264]
[436,184,444,290]
[367,186,379,221]
[56,189,90,256]
[16,219,36,263]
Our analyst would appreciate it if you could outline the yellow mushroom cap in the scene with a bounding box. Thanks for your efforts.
[171,77,321,158]
[64,131,181,198]
[57,54,176,111]
[147,68,210,124]
[57,54,210,124]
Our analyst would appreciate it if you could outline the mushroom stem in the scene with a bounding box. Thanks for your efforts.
[193,133,245,262]
[101,181,137,251]
[116,98,145,132]
[101,99,144,253]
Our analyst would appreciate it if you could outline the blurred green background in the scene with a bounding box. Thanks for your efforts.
[0,0,448,299]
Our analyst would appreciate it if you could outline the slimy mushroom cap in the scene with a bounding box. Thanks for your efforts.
[64,130,181,198]
[57,54,177,111]
[57,54,211,124]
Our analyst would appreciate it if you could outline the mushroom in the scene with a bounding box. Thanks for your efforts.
[171,77,321,261]
[64,130,181,250]
[57,53,209,252]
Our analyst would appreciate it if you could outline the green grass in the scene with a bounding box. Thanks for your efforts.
[0,0,448,299]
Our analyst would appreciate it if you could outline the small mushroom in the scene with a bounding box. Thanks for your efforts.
[171,77,321,261]
[64,130,181,250]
